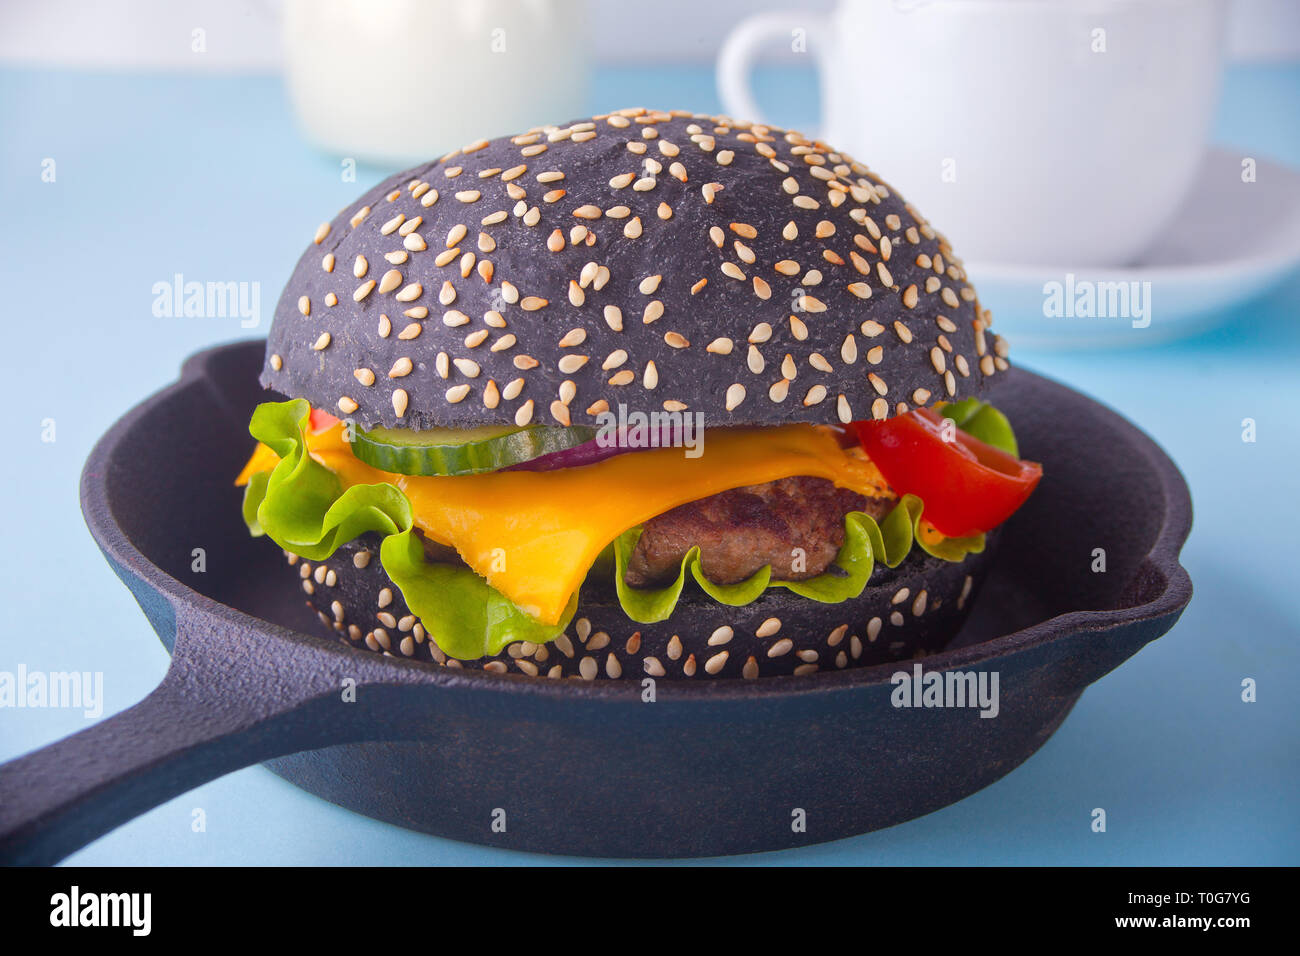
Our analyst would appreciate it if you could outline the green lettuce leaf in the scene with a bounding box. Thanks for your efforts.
[241,399,572,660]
[612,493,985,625]
[937,398,1019,457]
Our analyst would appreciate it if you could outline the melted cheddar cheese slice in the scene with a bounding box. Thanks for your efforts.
[237,424,890,625]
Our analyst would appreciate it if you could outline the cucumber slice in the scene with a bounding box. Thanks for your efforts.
[351,423,596,476]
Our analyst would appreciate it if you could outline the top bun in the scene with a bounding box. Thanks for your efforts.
[262,109,1010,431]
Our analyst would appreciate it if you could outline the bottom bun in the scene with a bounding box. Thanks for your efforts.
[286,532,999,679]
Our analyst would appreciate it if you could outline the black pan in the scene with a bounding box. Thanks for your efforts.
[0,341,1192,864]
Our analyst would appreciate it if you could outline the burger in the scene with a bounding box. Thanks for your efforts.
[235,108,1041,679]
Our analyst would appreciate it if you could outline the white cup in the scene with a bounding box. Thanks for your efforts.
[718,0,1227,267]
[284,0,588,167]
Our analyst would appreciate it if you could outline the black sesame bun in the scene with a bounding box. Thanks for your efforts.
[262,108,1010,431]
[289,531,999,679]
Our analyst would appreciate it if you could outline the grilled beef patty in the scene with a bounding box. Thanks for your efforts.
[625,476,896,587]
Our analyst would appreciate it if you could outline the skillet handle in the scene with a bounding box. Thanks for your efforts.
[0,638,354,865]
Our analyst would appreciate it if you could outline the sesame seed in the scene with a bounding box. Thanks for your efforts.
[706,337,733,355]
[297,295,310,316]
[337,396,358,414]
[311,332,331,351]
[397,322,421,340]
[453,357,480,377]
[322,253,335,272]
[520,296,548,311]
[930,347,946,374]
[313,223,330,244]
[809,353,833,373]
[747,346,765,374]
[388,357,413,378]
[756,617,781,638]
[392,389,408,418]
[725,383,746,410]
[705,650,729,674]
[353,279,376,302]
[872,397,889,419]
[624,217,643,239]
[269,353,283,371]
[515,399,535,426]
[721,262,745,281]
[594,304,622,334]
[803,384,827,406]
[395,282,422,302]
[837,394,852,423]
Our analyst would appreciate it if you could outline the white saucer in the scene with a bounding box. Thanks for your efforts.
[964,148,1300,348]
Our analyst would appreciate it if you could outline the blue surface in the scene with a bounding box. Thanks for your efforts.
[0,63,1296,865]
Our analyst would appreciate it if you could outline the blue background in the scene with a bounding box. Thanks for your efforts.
[0,63,1296,865]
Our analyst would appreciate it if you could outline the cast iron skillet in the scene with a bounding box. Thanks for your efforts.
[0,341,1192,864]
